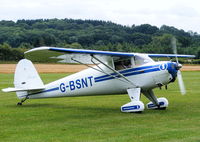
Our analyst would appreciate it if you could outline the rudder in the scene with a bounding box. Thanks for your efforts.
[14,59,45,98]
[2,59,45,99]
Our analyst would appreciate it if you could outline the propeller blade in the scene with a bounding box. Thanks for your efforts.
[177,70,186,95]
[171,37,177,54]
[171,37,186,95]
[171,37,178,63]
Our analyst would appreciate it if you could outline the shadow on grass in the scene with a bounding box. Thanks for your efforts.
[6,103,120,114]
[5,102,171,115]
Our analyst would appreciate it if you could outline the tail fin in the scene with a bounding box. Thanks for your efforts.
[2,59,45,99]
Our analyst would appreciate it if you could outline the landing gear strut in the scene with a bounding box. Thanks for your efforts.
[121,88,144,113]
[17,96,28,106]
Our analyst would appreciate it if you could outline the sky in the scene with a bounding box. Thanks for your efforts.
[0,0,200,33]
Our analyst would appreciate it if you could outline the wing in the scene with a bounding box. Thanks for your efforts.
[25,47,135,64]
[148,54,195,58]
[25,46,195,64]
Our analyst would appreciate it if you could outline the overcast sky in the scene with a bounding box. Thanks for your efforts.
[0,0,200,33]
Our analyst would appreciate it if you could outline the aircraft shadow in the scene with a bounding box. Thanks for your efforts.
[6,102,169,114]
[7,103,120,114]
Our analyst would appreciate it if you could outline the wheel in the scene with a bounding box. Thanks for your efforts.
[17,102,22,105]
[121,101,144,113]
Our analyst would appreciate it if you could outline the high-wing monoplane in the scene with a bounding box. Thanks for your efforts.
[2,38,195,113]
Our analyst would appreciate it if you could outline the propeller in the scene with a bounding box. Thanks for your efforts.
[171,37,186,95]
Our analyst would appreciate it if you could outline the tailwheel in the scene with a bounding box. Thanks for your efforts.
[17,102,22,105]
[17,97,28,106]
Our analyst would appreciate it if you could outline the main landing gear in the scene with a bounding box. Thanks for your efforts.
[121,88,168,113]
[146,97,168,110]
[121,88,144,113]
[17,96,28,106]
[143,90,168,110]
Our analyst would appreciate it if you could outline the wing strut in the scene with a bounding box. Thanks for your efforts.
[71,57,132,84]
[91,55,137,87]
[71,57,104,74]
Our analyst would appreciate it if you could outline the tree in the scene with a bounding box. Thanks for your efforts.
[0,43,24,61]
[0,19,199,61]
[133,24,159,35]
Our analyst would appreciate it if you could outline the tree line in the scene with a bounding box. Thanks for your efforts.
[0,19,200,62]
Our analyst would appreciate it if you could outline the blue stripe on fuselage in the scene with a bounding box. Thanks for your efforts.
[94,64,160,80]
[42,87,59,93]
[94,65,161,83]
[27,87,59,97]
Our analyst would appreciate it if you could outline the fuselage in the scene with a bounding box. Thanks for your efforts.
[28,61,176,99]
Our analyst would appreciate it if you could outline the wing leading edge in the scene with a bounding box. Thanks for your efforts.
[148,54,195,58]
[25,47,195,63]
[25,47,135,57]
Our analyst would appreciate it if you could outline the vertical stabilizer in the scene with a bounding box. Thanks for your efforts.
[14,59,45,98]
[2,59,45,99]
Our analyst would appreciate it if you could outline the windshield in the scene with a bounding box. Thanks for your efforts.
[134,54,154,65]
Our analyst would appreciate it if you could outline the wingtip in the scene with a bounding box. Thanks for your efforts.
[2,88,13,92]
[24,47,50,54]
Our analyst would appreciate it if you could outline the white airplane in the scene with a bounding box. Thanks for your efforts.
[2,39,195,113]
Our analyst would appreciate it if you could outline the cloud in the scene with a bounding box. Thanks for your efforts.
[0,0,200,33]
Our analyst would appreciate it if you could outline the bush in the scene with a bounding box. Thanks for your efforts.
[0,43,24,61]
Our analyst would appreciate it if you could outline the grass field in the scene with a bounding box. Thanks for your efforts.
[0,72,200,142]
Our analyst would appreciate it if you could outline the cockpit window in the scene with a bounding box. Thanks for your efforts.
[134,54,154,65]
[114,58,132,70]
[113,55,154,70]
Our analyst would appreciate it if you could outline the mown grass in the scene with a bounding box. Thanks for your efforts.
[0,72,200,142]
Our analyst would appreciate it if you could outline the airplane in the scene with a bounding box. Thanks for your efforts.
[2,38,195,113]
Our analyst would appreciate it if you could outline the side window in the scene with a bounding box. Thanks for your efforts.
[134,54,154,66]
[114,58,132,70]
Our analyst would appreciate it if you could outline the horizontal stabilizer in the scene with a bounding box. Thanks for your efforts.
[2,87,45,92]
